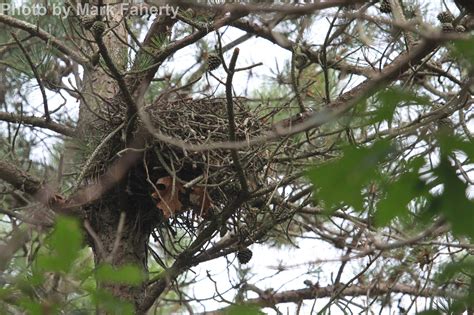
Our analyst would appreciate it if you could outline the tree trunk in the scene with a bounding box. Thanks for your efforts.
[73,1,152,311]
[88,198,149,308]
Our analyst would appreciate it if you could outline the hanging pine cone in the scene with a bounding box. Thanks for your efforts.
[437,11,454,24]
[81,15,96,30]
[404,7,416,19]
[437,117,454,135]
[379,0,391,14]
[442,23,454,32]
[237,248,253,264]
[455,24,466,32]
[207,54,222,71]
[294,53,309,69]
[219,224,228,237]
[91,21,106,38]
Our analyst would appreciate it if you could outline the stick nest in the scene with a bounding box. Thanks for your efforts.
[136,95,271,219]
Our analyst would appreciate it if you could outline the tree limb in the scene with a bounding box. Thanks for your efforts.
[0,15,89,65]
[0,112,75,137]
[203,282,464,313]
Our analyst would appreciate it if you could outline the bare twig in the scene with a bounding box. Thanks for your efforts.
[225,48,248,192]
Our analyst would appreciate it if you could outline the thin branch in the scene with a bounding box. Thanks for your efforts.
[203,282,464,312]
[0,112,75,137]
[225,48,248,193]
[0,14,89,65]
[95,35,136,131]
[0,160,45,196]
[0,228,30,273]
[179,0,369,15]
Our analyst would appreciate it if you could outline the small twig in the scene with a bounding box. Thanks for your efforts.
[225,48,248,193]
[235,62,263,72]
[317,252,383,315]
[95,35,136,136]
[84,220,105,261]
[183,175,204,189]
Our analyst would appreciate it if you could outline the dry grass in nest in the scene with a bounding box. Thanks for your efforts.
[141,95,270,209]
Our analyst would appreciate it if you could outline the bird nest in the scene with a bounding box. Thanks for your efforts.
[130,95,270,223]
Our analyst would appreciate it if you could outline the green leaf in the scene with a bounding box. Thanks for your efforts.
[91,289,134,315]
[96,264,144,286]
[434,158,474,239]
[417,311,441,315]
[436,259,474,284]
[453,38,474,66]
[375,157,426,226]
[376,173,424,226]
[19,299,43,315]
[224,305,264,315]
[374,88,430,123]
[307,140,393,210]
[19,298,59,315]
[438,134,474,162]
[37,216,83,272]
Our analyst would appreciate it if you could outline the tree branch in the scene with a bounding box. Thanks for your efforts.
[0,160,78,216]
[203,282,464,313]
[179,0,369,15]
[0,112,75,137]
[0,15,89,65]
[0,160,44,196]
[225,48,248,192]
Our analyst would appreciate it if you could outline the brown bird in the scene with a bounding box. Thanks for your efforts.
[455,0,474,14]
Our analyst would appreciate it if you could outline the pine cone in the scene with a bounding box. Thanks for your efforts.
[91,21,106,38]
[219,225,228,237]
[437,11,454,23]
[237,248,253,264]
[379,0,391,14]
[81,15,97,30]
[294,53,309,69]
[207,54,222,71]
[437,117,454,135]
[404,7,417,19]
[442,23,454,32]
[455,24,466,32]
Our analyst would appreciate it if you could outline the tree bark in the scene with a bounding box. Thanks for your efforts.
[87,199,149,308]
[74,1,151,311]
